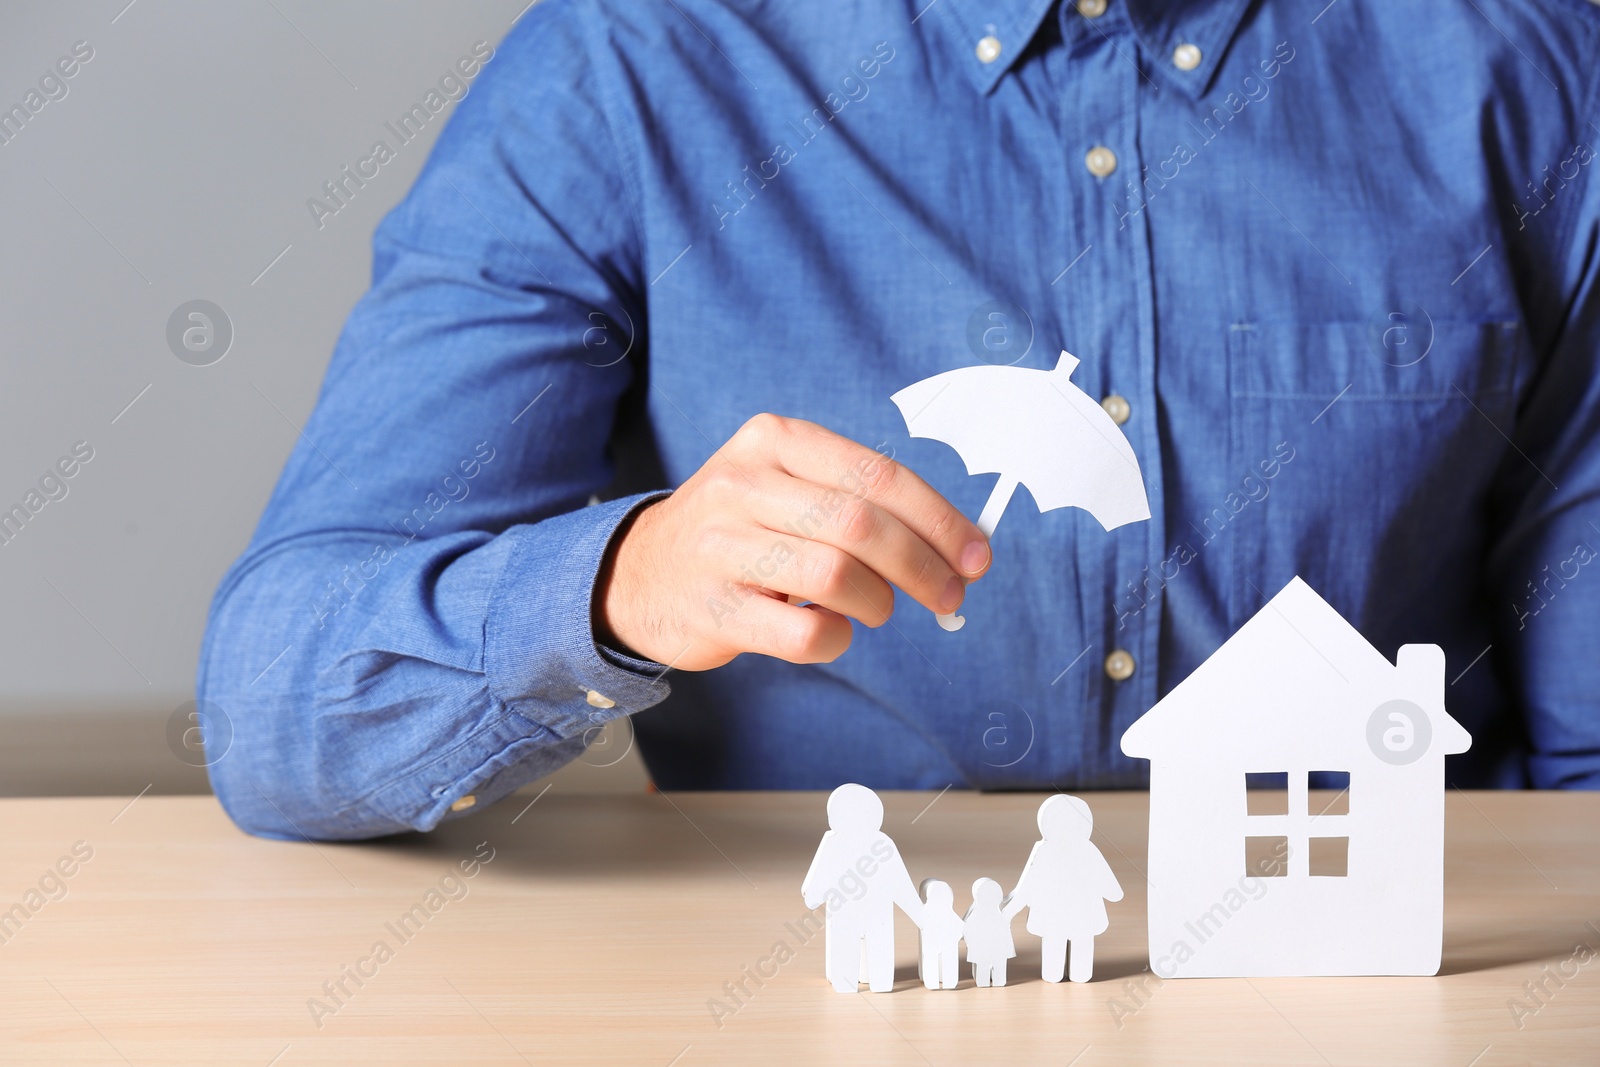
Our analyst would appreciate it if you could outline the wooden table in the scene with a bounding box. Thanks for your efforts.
[0,790,1594,1065]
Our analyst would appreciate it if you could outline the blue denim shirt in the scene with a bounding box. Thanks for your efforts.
[199,0,1600,839]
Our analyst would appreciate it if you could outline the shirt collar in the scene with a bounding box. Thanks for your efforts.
[937,0,1255,99]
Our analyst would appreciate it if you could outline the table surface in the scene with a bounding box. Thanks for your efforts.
[0,789,1595,1066]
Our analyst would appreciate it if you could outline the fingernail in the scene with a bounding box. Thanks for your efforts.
[960,540,990,576]
[940,575,965,613]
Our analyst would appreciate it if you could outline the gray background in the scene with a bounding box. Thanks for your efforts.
[0,0,644,795]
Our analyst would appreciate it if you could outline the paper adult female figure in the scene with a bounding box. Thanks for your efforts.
[1003,794,1124,982]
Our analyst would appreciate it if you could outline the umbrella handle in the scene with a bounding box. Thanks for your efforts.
[936,476,1016,632]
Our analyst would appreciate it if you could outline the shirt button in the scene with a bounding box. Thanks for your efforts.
[450,794,477,812]
[1085,145,1118,178]
[1077,0,1108,16]
[586,689,616,709]
[1104,649,1136,682]
[1173,43,1202,70]
[1101,394,1131,425]
[975,36,1002,64]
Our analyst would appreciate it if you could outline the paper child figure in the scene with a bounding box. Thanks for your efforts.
[801,784,924,993]
[1003,794,1123,983]
[916,879,964,990]
[962,877,1016,987]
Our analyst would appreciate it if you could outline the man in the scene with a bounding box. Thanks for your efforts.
[199,0,1600,840]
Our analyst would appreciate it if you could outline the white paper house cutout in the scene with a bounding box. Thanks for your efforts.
[1120,576,1471,978]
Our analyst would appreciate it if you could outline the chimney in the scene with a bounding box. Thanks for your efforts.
[1396,644,1445,701]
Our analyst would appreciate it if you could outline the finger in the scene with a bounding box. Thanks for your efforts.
[724,526,896,627]
[743,469,964,616]
[722,594,854,664]
[739,415,991,579]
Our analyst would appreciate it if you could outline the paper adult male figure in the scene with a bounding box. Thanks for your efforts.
[802,784,924,993]
[1003,794,1123,982]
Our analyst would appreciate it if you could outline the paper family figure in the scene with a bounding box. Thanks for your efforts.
[1002,795,1124,982]
[1121,576,1472,978]
[963,877,1016,987]
[801,784,923,993]
[917,879,964,990]
[891,349,1151,630]
[805,786,1125,993]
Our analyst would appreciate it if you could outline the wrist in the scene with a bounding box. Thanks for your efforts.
[592,495,664,659]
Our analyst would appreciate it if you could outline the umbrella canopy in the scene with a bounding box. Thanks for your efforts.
[891,350,1151,630]
[891,349,1150,532]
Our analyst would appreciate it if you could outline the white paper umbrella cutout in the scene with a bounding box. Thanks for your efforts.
[890,349,1151,630]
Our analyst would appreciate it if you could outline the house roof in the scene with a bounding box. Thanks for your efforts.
[1120,576,1472,760]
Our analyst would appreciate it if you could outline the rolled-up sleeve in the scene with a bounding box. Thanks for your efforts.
[197,2,670,840]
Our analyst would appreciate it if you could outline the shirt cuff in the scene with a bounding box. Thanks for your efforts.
[484,491,674,738]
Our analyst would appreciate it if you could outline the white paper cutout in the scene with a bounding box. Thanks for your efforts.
[804,786,1131,993]
[1002,795,1123,982]
[801,784,924,993]
[891,349,1151,630]
[917,879,964,989]
[962,877,1016,987]
[1120,576,1472,978]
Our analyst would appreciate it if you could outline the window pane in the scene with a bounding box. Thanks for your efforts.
[1310,770,1350,816]
[1309,836,1349,876]
[1245,835,1289,877]
[1245,771,1288,816]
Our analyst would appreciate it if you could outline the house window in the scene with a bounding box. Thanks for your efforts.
[1309,836,1349,877]
[1243,772,1351,878]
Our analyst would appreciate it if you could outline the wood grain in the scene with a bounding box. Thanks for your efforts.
[0,790,1593,1065]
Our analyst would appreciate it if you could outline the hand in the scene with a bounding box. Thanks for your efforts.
[595,413,991,670]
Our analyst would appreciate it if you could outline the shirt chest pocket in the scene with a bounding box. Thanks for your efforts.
[1223,318,1526,625]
